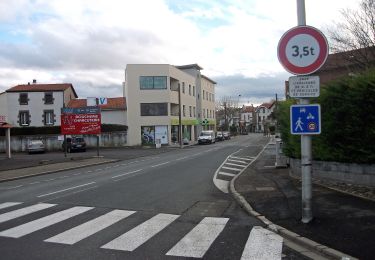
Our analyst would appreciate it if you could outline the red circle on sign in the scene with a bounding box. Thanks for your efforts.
[277,26,328,75]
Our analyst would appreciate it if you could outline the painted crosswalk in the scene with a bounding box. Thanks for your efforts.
[213,155,254,193]
[0,202,283,259]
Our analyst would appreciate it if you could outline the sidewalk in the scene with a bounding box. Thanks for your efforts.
[232,144,375,260]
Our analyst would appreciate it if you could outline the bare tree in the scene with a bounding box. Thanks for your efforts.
[327,0,375,69]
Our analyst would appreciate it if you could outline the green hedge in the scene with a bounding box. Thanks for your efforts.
[278,69,375,164]
[0,124,128,136]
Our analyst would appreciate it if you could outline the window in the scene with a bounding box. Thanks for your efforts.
[193,86,195,96]
[203,109,205,118]
[44,92,54,104]
[44,110,54,125]
[140,103,168,116]
[189,106,192,117]
[193,107,196,117]
[203,90,205,100]
[140,76,167,89]
[189,85,191,95]
[19,111,30,126]
[19,93,28,105]
[183,105,186,116]
[182,82,185,93]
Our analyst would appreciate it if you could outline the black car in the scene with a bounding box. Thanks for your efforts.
[62,136,86,153]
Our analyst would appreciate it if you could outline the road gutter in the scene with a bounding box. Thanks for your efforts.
[229,141,358,260]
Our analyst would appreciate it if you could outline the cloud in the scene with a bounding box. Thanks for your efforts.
[0,0,363,102]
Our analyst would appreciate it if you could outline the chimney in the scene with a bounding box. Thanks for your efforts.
[32,79,37,84]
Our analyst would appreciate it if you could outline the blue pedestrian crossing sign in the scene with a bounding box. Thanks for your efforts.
[290,104,321,135]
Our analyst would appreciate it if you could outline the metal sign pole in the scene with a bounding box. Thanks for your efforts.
[297,0,313,223]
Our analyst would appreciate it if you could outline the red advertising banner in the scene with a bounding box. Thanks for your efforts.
[61,107,101,135]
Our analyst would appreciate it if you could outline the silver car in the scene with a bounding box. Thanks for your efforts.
[27,139,45,154]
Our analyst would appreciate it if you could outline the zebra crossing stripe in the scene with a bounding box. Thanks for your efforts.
[227,159,248,164]
[218,171,236,177]
[0,203,56,224]
[0,202,22,210]
[0,206,93,238]
[230,156,253,161]
[101,213,179,251]
[45,209,136,245]
[166,217,229,258]
[225,162,246,168]
[241,226,283,260]
[222,166,242,172]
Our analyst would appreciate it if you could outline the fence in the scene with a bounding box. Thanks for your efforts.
[0,132,127,152]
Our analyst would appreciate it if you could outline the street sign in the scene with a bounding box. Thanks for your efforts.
[278,26,328,75]
[289,75,320,98]
[290,104,321,135]
[202,119,209,126]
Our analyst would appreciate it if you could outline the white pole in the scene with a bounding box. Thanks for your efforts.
[6,128,11,159]
[297,0,313,223]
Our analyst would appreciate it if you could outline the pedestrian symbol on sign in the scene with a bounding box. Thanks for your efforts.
[290,104,321,135]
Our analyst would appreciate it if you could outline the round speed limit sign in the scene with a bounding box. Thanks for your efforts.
[277,26,328,75]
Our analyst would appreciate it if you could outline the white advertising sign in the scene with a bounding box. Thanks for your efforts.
[289,76,320,98]
[0,115,6,123]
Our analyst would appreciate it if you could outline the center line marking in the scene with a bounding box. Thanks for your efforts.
[151,162,170,168]
[37,182,96,198]
[111,169,143,179]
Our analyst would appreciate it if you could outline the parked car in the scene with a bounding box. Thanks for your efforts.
[62,136,86,153]
[198,130,216,144]
[27,139,45,154]
[223,131,231,140]
[216,132,224,141]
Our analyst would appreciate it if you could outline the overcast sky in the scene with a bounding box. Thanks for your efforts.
[0,0,360,105]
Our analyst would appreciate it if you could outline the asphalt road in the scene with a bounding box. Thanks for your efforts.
[0,134,307,259]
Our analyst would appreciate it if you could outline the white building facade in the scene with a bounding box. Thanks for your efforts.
[125,64,216,146]
[1,83,77,127]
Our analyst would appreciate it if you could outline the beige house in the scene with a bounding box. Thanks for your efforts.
[125,64,216,146]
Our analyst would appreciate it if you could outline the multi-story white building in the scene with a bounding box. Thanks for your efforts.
[255,101,275,132]
[0,82,77,127]
[124,64,216,146]
[240,105,256,132]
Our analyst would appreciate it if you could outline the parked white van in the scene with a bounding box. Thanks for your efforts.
[198,130,216,144]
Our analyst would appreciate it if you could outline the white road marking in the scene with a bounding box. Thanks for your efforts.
[221,166,242,172]
[0,203,56,224]
[224,162,246,168]
[230,156,253,161]
[151,162,170,168]
[227,159,248,164]
[101,213,179,251]
[29,181,40,185]
[241,226,283,260]
[0,206,93,238]
[45,209,136,245]
[37,182,96,198]
[166,217,229,258]
[6,185,23,190]
[218,171,236,177]
[213,179,229,193]
[176,156,189,161]
[0,202,22,210]
[111,169,143,179]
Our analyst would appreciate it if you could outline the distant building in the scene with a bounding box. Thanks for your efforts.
[255,101,275,133]
[124,64,216,146]
[67,97,127,125]
[240,105,256,133]
[0,82,77,127]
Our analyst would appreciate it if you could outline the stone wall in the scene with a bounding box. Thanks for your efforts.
[0,132,127,152]
[289,158,375,187]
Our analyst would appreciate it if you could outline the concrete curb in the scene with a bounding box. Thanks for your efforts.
[229,142,358,260]
[0,158,120,183]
